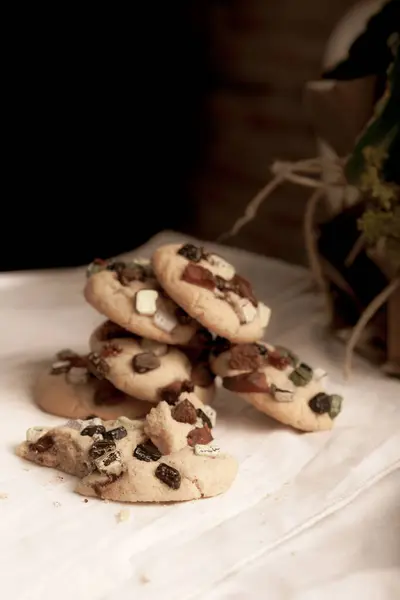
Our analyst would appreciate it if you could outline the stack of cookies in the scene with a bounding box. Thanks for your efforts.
[20,242,343,503]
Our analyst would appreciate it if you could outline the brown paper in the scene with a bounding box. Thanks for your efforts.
[303,76,377,156]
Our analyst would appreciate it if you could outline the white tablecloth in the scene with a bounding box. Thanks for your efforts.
[1,231,399,600]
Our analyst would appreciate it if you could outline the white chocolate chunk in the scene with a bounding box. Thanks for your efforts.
[272,387,294,403]
[26,427,49,443]
[135,289,159,316]
[203,405,217,428]
[51,360,70,371]
[66,367,89,385]
[314,368,327,381]
[94,449,124,477]
[207,254,235,280]
[227,293,257,324]
[153,308,178,333]
[258,303,271,328]
[140,338,168,356]
[85,417,103,427]
[195,443,221,457]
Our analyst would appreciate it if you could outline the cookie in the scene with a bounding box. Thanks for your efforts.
[210,340,343,432]
[16,414,237,502]
[89,323,215,405]
[84,258,198,344]
[151,243,271,342]
[34,350,151,421]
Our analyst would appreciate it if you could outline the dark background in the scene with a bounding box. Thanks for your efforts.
[4,0,393,271]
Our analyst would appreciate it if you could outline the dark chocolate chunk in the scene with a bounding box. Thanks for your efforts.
[196,408,213,429]
[132,352,161,374]
[187,425,213,447]
[86,352,110,379]
[177,244,203,262]
[104,426,127,441]
[172,400,197,424]
[289,363,313,387]
[155,463,181,490]
[175,307,194,325]
[223,372,270,393]
[308,393,331,415]
[191,363,215,387]
[100,343,122,358]
[133,440,162,462]
[229,343,268,371]
[88,439,116,460]
[212,337,232,356]
[231,274,258,307]
[181,264,216,291]
[80,425,106,437]
[30,435,54,453]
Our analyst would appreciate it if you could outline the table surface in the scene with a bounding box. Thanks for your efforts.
[1,231,399,600]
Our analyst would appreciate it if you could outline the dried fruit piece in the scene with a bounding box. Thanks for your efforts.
[191,363,215,387]
[172,400,197,424]
[196,408,213,429]
[100,343,122,359]
[267,350,291,371]
[135,289,159,316]
[133,440,162,462]
[187,425,213,447]
[194,443,220,457]
[229,343,267,371]
[231,274,258,307]
[181,264,216,291]
[223,371,270,393]
[88,440,116,460]
[132,352,161,374]
[153,307,179,333]
[308,393,331,415]
[289,363,313,387]
[104,426,127,441]
[30,435,54,453]
[274,346,299,368]
[328,394,343,419]
[155,463,181,490]
[87,353,110,379]
[80,425,106,437]
[177,244,204,262]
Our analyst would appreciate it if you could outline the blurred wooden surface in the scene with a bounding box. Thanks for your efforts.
[184,0,359,264]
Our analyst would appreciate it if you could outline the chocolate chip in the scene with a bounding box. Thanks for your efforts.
[99,450,121,468]
[187,425,213,447]
[133,440,162,462]
[181,264,216,291]
[172,400,197,424]
[86,352,110,379]
[30,435,54,453]
[104,426,127,441]
[289,363,313,387]
[132,352,161,374]
[177,244,203,262]
[155,463,181,490]
[196,408,213,429]
[212,337,232,356]
[80,425,106,437]
[88,440,116,460]
[229,343,268,371]
[191,363,215,387]
[175,306,194,325]
[308,393,331,415]
[100,343,122,358]
[328,394,343,419]
[223,372,270,393]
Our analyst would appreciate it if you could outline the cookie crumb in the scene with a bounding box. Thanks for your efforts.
[0,492,8,500]
[83,498,89,503]
[53,501,61,508]
[116,509,130,523]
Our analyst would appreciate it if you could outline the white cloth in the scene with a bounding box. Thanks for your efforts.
[0,231,399,600]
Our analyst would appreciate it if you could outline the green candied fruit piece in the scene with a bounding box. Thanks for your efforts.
[289,363,313,387]
[274,346,299,367]
[86,259,109,278]
[328,394,343,419]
